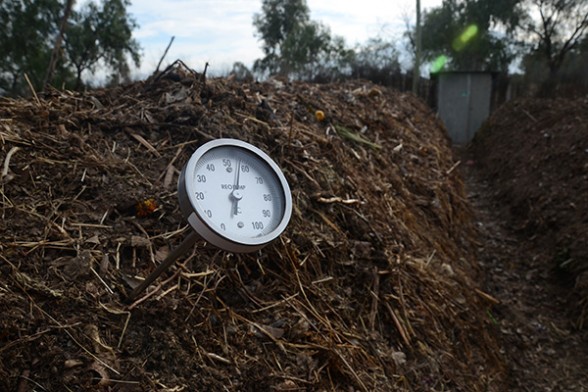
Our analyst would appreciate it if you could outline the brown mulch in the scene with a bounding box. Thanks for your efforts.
[470,97,588,314]
[465,96,588,390]
[463,163,588,392]
[0,62,504,391]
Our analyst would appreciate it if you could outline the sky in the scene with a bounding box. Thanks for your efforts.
[127,0,443,78]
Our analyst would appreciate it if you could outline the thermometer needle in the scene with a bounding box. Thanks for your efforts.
[231,159,242,216]
[235,159,241,188]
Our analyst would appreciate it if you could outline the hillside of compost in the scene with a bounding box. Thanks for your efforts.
[1,62,504,391]
[471,97,588,308]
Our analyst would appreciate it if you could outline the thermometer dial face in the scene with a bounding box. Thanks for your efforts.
[178,139,292,253]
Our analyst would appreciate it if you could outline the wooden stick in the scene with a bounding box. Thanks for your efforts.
[368,267,380,331]
[155,36,175,73]
[23,74,40,106]
[446,160,461,175]
[385,302,411,347]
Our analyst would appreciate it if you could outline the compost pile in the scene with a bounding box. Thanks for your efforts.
[471,97,588,306]
[1,63,503,391]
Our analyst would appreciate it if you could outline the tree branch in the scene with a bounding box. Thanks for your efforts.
[155,36,175,73]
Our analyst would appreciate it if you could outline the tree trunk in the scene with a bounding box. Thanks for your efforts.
[539,62,559,97]
[412,0,421,95]
[44,0,76,90]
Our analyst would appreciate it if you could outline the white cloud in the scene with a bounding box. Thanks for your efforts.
[128,0,264,77]
[127,0,442,78]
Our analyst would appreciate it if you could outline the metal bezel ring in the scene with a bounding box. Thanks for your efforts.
[177,138,292,253]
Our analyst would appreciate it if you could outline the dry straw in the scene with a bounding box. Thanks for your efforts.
[0,62,504,391]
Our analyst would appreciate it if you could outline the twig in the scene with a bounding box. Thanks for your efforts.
[126,266,182,310]
[311,209,343,234]
[201,62,209,84]
[368,268,380,331]
[23,74,40,106]
[36,306,121,375]
[2,146,20,178]
[18,370,47,392]
[522,108,538,123]
[334,124,382,150]
[251,293,299,314]
[90,267,114,294]
[316,196,362,205]
[474,288,500,305]
[333,348,369,392]
[206,352,232,365]
[180,269,215,279]
[155,36,175,73]
[154,283,179,300]
[0,327,54,354]
[287,112,295,147]
[289,289,344,345]
[152,59,198,83]
[311,276,334,285]
[446,160,461,175]
[98,303,131,349]
[127,132,161,157]
[384,301,411,347]
[397,277,415,337]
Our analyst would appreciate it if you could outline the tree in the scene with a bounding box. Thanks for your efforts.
[253,0,308,77]
[310,35,355,82]
[350,37,402,85]
[0,0,63,94]
[64,0,140,88]
[278,20,333,79]
[252,0,347,80]
[419,0,588,95]
[419,0,523,73]
[0,0,141,96]
[229,62,254,82]
[521,0,588,94]
[252,0,410,85]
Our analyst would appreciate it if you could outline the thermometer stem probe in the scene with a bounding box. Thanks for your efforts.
[124,230,199,304]
[124,139,291,304]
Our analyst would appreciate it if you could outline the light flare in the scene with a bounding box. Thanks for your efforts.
[430,55,448,73]
[452,24,479,52]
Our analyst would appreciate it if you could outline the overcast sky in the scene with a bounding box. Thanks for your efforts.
[127,0,443,78]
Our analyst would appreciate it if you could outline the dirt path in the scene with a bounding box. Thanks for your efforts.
[462,161,588,391]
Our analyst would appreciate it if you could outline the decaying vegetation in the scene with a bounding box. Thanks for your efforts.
[472,97,588,320]
[0,62,505,390]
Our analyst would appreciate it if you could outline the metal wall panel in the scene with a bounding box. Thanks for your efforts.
[437,72,492,144]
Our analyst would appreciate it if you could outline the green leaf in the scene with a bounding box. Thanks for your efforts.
[334,125,382,150]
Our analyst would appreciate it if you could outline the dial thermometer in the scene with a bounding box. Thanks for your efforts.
[126,139,292,304]
[178,138,292,253]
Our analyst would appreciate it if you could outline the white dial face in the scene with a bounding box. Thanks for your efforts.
[190,145,286,243]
